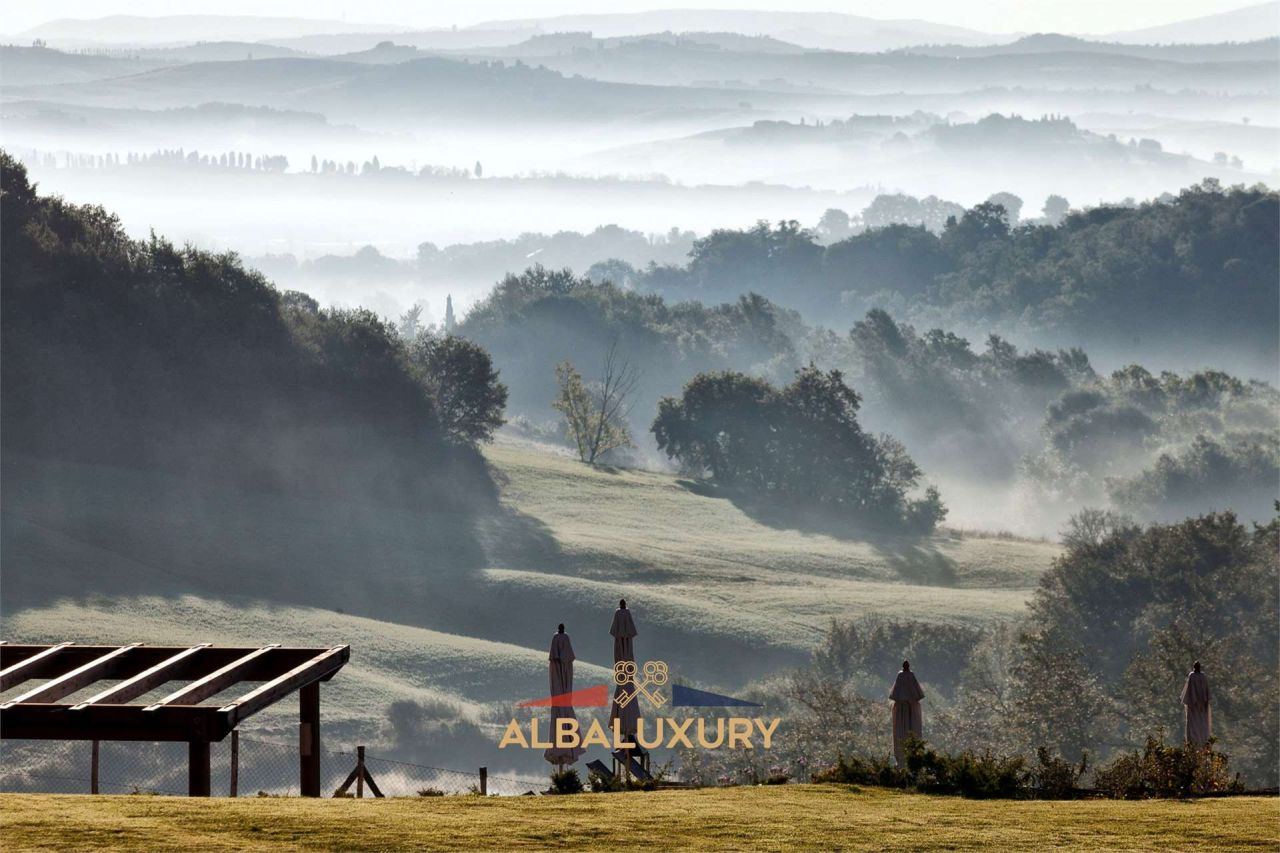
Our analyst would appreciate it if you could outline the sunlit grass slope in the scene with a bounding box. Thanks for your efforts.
[2,787,1275,853]
[2,437,1059,734]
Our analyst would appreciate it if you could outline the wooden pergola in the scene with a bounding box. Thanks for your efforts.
[0,642,350,796]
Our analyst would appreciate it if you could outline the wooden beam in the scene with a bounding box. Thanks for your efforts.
[73,644,210,709]
[144,645,279,710]
[1,644,141,708]
[219,646,349,726]
[0,642,73,692]
[0,703,232,742]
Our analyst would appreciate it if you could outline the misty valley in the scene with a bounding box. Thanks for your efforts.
[0,3,1277,827]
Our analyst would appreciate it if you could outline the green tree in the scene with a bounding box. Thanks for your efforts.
[941,201,1011,255]
[1015,510,1279,785]
[815,208,852,243]
[652,365,945,532]
[1042,194,1069,225]
[985,191,1024,225]
[409,334,507,446]
[553,343,638,464]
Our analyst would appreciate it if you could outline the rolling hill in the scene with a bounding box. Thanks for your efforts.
[1104,1,1280,44]
[1,438,1058,768]
[0,55,839,127]
[0,435,1059,773]
[0,46,168,87]
[13,14,397,47]
[463,9,1003,52]
[450,36,1279,94]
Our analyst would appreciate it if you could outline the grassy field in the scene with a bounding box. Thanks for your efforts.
[2,438,1059,770]
[2,786,1276,852]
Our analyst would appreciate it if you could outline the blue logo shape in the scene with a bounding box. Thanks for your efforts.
[670,683,762,707]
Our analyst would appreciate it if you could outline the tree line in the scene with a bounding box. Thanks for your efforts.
[1,152,505,504]
[460,263,1276,528]
[684,509,1278,791]
[20,148,290,172]
[615,181,1278,362]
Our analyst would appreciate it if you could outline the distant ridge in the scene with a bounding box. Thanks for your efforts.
[1103,1,1280,44]
[462,9,1009,52]
[14,14,402,47]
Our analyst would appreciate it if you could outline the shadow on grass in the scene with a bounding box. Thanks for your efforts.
[674,478,958,586]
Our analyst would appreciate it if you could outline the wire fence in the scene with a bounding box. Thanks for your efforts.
[0,734,544,798]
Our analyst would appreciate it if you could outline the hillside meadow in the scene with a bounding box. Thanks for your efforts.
[2,438,1057,751]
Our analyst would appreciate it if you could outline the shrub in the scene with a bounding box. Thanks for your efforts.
[810,753,912,788]
[764,765,791,785]
[813,739,1025,798]
[549,768,584,795]
[416,787,446,797]
[1030,748,1087,799]
[1093,735,1240,799]
[905,738,1026,799]
[588,770,624,793]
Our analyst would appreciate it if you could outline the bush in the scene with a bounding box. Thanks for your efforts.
[811,754,911,788]
[1093,735,1240,799]
[588,770,624,793]
[763,766,792,785]
[549,768,584,795]
[1030,748,1087,799]
[813,739,1025,798]
[905,738,1026,799]
[416,787,446,797]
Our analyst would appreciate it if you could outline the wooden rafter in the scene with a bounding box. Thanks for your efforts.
[0,642,73,692]
[219,646,349,724]
[1,644,141,708]
[143,645,280,710]
[72,644,211,709]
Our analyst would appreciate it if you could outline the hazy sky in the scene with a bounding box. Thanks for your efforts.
[1,1,1265,37]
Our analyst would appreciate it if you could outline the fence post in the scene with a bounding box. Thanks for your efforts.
[229,730,239,798]
[90,740,99,795]
[356,746,365,799]
[479,766,488,796]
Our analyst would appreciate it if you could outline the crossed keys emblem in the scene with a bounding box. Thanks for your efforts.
[613,660,670,708]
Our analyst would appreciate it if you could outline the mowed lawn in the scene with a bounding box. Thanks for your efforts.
[2,786,1276,852]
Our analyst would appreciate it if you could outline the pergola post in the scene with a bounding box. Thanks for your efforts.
[229,730,239,797]
[189,740,211,796]
[300,682,320,797]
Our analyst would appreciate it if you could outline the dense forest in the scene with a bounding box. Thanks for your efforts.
[0,153,505,504]
[621,181,1279,363]
[451,258,1276,529]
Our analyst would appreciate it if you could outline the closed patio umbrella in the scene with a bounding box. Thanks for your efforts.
[609,599,640,739]
[544,624,585,766]
[1182,661,1212,747]
[889,660,924,767]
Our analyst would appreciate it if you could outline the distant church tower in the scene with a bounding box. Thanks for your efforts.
[444,294,456,333]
